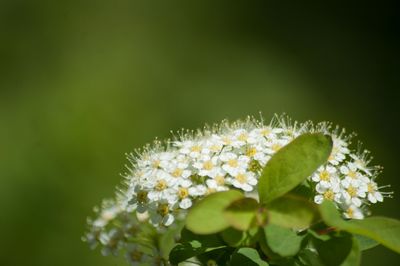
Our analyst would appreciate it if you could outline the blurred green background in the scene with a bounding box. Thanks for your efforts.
[0,1,398,265]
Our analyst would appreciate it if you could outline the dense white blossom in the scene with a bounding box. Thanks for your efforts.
[84,115,390,263]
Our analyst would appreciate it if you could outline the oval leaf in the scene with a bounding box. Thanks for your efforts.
[268,194,320,230]
[258,133,332,204]
[223,197,260,231]
[263,224,305,257]
[186,190,244,234]
[230,247,269,266]
[319,201,400,254]
[169,241,226,265]
[221,227,259,247]
[353,234,379,251]
[315,233,361,266]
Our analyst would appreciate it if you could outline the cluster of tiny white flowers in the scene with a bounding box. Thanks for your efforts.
[85,115,391,262]
[83,199,162,265]
[120,115,389,226]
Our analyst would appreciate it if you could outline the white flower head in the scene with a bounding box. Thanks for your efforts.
[340,162,369,188]
[312,165,338,188]
[193,154,220,177]
[85,113,390,264]
[220,152,250,176]
[328,136,350,165]
[227,169,258,192]
[343,205,364,220]
[314,182,341,204]
[366,180,384,203]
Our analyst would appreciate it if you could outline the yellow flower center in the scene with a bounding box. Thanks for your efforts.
[246,147,257,157]
[261,128,271,136]
[157,203,169,216]
[347,186,357,197]
[206,188,217,195]
[203,160,214,170]
[178,187,189,199]
[319,170,330,181]
[152,159,161,168]
[271,143,282,152]
[155,180,167,191]
[215,175,225,186]
[367,183,375,193]
[346,208,354,219]
[137,191,148,203]
[348,170,357,179]
[238,133,248,142]
[171,168,183,178]
[228,159,238,168]
[191,145,201,153]
[323,190,334,200]
[235,173,247,184]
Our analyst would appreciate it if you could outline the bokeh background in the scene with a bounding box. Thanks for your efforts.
[0,1,399,265]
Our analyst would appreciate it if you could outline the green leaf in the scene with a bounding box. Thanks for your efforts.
[159,220,185,260]
[297,249,324,266]
[268,194,320,230]
[180,227,225,247]
[169,240,226,264]
[229,247,269,266]
[319,201,400,253]
[197,247,234,266]
[353,234,379,251]
[314,233,360,266]
[263,224,305,257]
[223,197,260,231]
[258,133,332,204]
[186,190,244,234]
[221,227,259,247]
[170,228,227,265]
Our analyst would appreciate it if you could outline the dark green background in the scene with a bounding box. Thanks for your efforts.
[0,1,398,265]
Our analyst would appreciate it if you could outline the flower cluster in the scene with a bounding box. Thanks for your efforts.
[84,115,390,264]
[83,199,162,265]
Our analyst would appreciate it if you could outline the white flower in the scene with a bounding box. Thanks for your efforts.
[349,153,373,176]
[176,182,194,209]
[148,202,175,226]
[177,140,204,158]
[314,182,341,204]
[343,205,364,220]
[203,134,224,154]
[340,184,367,207]
[366,180,384,203]
[166,162,191,180]
[230,128,251,148]
[249,126,283,142]
[328,136,350,165]
[219,152,250,176]
[245,144,270,165]
[227,169,257,192]
[265,138,289,154]
[188,184,208,196]
[340,163,369,188]
[128,185,149,213]
[206,170,229,192]
[99,229,122,256]
[125,244,151,266]
[311,165,338,188]
[193,154,220,177]
[146,173,179,205]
